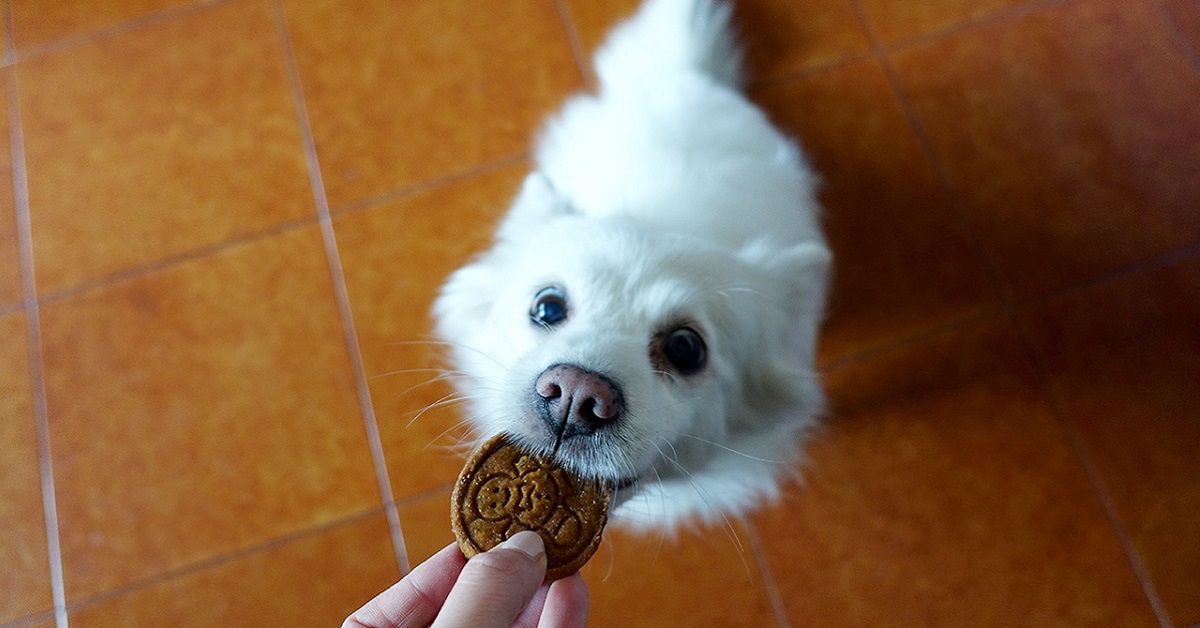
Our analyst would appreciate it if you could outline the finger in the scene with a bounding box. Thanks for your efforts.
[343,543,466,628]
[510,584,551,628]
[431,531,548,628]
[537,574,589,628]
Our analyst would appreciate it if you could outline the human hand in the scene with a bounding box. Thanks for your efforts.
[343,530,589,628]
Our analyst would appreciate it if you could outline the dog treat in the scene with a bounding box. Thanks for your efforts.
[451,433,611,581]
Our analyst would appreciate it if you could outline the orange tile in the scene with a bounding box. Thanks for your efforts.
[564,0,869,85]
[0,314,53,622]
[0,70,20,310]
[39,227,379,602]
[561,0,640,67]
[19,0,314,296]
[282,0,581,209]
[737,0,871,81]
[397,489,778,627]
[334,165,525,500]
[753,60,998,364]
[11,0,204,51]
[1019,256,1200,625]
[69,512,399,627]
[890,0,1200,299]
[754,320,1157,626]
[580,523,777,627]
[857,0,1031,44]
[396,487,456,571]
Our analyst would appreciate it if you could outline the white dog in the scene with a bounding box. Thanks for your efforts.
[433,0,830,531]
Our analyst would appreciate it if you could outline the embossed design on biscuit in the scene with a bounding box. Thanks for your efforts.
[452,434,610,581]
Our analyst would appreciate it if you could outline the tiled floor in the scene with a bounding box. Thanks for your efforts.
[1,0,1197,626]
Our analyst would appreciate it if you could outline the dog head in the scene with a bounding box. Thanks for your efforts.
[433,174,830,529]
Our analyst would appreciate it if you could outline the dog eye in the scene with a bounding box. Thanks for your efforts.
[530,287,568,328]
[663,327,706,375]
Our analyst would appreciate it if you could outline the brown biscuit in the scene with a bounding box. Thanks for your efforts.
[451,433,611,581]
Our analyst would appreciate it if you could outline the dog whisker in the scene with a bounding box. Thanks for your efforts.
[379,371,468,400]
[652,440,749,566]
[423,415,489,454]
[714,284,792,312]
[678,433,786,465]
[388,336,514,376]
[370,366,465,380]
[637,441,673,565]
[404,391,474,429]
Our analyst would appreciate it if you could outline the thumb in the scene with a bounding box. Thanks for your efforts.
[431,531,548,628]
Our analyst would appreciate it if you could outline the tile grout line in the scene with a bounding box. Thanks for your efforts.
[751,0,1069,92]
[847,0,1012,308]
[7,0,233,64]
[1007,312,1175,628]
[330,152,529,218]
[31,147,531,309]
[817,306,1005,373]
[742,520,792,628]
[0,612,57,628]
[818,240,1200,381]
[748,50,876,91]
[552,0,597,91]
[851,1,1175,622]
[269,0,409,575]
[4,2,68,626]
[875,0,1072,57]
[1012,239,1200,312]
[36,215,319,305]
[64,506,389,615]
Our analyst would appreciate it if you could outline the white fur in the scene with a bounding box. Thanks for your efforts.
[433,0,830,531]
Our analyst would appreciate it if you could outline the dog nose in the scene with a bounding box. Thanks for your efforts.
[535,364,624,436]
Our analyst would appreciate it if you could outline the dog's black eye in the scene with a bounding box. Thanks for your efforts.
[530,287,568,328]
[663,327,706,375]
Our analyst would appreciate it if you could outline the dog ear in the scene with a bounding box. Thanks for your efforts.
[737,239,832,365]
[434,172,565,347]
[494,173,573,242]
[733,239,832,423]
[431,250,507,353]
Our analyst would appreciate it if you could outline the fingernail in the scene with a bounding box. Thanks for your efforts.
[497,531,545,564]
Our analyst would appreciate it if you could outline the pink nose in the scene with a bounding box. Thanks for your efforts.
[535,364,624,436]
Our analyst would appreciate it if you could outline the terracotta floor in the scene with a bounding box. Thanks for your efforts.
[1,0,1198,626]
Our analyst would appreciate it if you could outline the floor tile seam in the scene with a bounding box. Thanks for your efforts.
[746,50,877,92]
[552,0,598,92]
[329,152,531,219]
[818,301,1007,377]
[0,300,20,317]
[1158,0,1200,76]
[1005,311,1175,628]
[7,0,234,64]
[5,9,68,624]
[33,215,318,306]
[393,481,454,509]
[741,519,792,628]
[1010,239,1200,311]
[62,505,389,615]
[269,0,409,576]
[25,166,532,307]
[0,610,57,628]
[873,0,1073,57]
[848,0,1013,312]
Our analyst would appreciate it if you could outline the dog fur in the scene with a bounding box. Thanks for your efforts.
[433,0,831,531]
